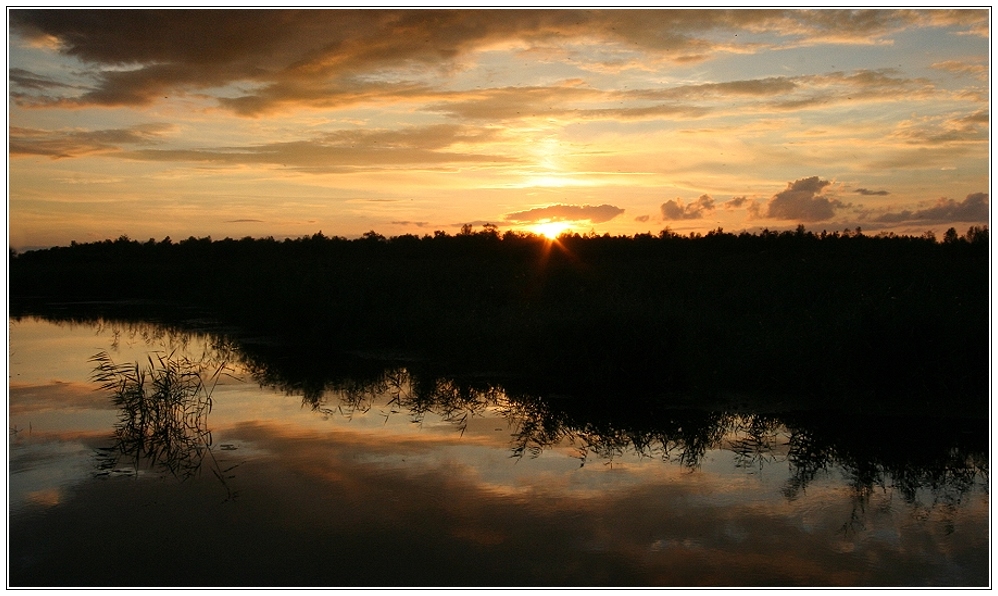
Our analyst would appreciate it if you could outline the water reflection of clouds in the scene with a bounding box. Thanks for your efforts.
[283,400,832,514]
[10,381,114,415]
[222,401,695,500]
[196,420,989,585]
[8,434,106,515]
[9,380,122,515]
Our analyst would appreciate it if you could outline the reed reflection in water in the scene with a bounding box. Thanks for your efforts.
[89,348,239,498]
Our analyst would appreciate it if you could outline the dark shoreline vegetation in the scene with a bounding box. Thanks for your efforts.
[9,224,989,414]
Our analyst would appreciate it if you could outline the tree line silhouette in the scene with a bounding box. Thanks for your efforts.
[9,225,989,406]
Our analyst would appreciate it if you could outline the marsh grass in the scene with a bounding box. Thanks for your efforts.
[90,349,238,498]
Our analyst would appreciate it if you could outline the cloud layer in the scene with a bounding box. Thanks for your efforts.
[9,124,172,158]
[873,192,988,224]
[10,9,987,116]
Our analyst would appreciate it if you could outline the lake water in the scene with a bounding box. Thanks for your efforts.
[7,316,990,587]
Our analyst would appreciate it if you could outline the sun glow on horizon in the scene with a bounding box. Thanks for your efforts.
[532,221,574,239]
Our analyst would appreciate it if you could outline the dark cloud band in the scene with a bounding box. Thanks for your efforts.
[873,193,988,224]
[10,9,986,115]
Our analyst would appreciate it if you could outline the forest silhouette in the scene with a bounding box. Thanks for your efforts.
[9,225,989,409]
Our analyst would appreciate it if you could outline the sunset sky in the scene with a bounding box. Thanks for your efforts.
[7,8,991,249]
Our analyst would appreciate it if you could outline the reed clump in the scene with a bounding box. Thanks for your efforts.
[90,349,230,484]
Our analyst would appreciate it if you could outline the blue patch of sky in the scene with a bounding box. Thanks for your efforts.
[705,44,897,82]
[694,25,986,84]
[9,44,95,97]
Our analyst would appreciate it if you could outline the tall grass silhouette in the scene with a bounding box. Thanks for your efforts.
[90,349,238,498]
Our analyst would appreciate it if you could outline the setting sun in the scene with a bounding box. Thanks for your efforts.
[532,221,573,239]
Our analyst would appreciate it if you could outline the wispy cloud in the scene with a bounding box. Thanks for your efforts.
[9,67,74,91]
[9,123,173,158]
[390,220,431,228]
[428,68,938,124]
[890,111,989,146]
[120,124,517,171]
[931,59,988,81]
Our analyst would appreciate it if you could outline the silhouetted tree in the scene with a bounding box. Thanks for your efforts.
[965,225,988,244]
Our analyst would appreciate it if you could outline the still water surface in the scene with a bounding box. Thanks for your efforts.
[7,316,989,587]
